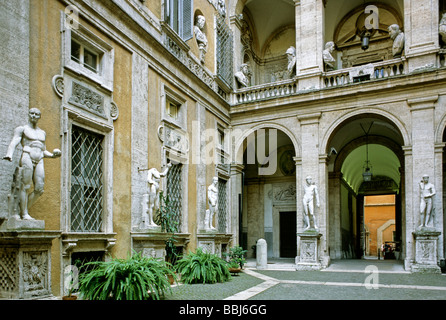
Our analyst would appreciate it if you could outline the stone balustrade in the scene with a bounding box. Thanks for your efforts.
[232,58,408,104]
[233,78,298,104]
[322,58,407,88]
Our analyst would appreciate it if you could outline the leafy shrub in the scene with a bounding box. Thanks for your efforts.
[223,246,247,269]
[78,252,176,300]
[175,248,231,284]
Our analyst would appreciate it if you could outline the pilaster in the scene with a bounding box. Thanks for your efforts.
[404,0,440,71]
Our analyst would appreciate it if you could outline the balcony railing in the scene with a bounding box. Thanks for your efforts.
[233,78,298,104]
[231,58,407,105]
[322,58,406,88]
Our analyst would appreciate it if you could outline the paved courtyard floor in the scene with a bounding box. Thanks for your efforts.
[167,258,446,301]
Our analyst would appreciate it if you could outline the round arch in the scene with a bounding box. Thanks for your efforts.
[320,107,411,155]
[233,122,301,164]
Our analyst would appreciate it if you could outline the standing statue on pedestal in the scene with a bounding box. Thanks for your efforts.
[2,108,61,220]
[204,177,218,231]
[388,24,405,57]
[302,176,320,230]
[143,163,172,228]
[194,15,208,64]
[419,174,436,229]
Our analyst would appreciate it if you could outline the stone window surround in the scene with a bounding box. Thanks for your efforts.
[60,11,114,92]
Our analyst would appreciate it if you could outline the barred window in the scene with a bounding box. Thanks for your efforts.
[216,14,234,89]
[217,178,228,233]
[166,163,183,231]
[70,126,104,232]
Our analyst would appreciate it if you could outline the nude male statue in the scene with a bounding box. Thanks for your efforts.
[205,176,218,230]
[419,174,436,228]
[143,163,172,227]
[302,176,320,230]
[3,108,61,220]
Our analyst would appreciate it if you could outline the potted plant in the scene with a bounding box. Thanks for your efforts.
[78,251,175,300]
[224,246,247,271]
[175,248,231,284]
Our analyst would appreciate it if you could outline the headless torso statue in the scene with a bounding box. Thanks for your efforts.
[3,108,61,220]
[303,176,320,230]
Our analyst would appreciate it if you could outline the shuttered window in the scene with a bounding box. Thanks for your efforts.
[165,0,193,41]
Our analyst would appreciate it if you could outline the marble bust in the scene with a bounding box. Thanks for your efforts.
[388,24,405,57]
[323,41,336,71]
[194,15,207,63]
[235,63,250,88]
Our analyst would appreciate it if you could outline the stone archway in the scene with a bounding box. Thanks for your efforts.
[232,125,300,259]
[324,112,406,260]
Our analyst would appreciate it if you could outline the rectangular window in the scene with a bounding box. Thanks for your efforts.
[216,14,234,89]
[71,39,99,73]
[166,100,180,120]
[70,126,104,232]
[165,0,193,41]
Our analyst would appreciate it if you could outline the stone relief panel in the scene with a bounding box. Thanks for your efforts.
[69,81,105,117]
[22,251,48,296]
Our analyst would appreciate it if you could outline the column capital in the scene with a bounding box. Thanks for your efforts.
[297,112,321,125]
[407,95,438,111]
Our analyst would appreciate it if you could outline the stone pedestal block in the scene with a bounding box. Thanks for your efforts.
[0,216,45,231]
[197,233,232,257]
[411,228,441,273]
[0,230,60,299]
[296,230,322,270]
[131,231,190,260]
[256,238,267,270]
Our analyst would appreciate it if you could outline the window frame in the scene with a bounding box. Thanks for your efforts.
[61,11,114,91]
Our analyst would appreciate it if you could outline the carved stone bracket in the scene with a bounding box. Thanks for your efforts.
[52,75,64,98]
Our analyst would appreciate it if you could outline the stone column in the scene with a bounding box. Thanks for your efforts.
[407,95,441,270]
[230,163,244,246]
[328,172,342,259]
[294,0,324,90]
[0,0,30,219]
[130,53,149,230]
[404,0,440,72]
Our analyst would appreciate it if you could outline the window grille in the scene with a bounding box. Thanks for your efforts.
[216,14,234,89]
[217,178,228,233]
[71,251,105,276]
[166,163,183,231]
[70,126,104,232]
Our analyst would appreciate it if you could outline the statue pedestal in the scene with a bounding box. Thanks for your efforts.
[411,227,441,274]
[197,232,232,257]
[0,216,45,231]
[296,229,322,271]
[0,230,60,299]
[131,230,190,260]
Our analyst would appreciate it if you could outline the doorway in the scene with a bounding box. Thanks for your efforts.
[280,211,297,258]
[363,194,397,259]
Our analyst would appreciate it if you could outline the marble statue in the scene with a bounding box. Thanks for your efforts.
[235,63,250,88]
[2,108,61,220]
[419,174,436,229]
[194,15,207,63]
[439,13,446,45]
[286,46,296,78]
[204,176,218,231]
[143,163,172,227]
[388,24,405,57]
[302,176,320,230]
[323,41,336,71]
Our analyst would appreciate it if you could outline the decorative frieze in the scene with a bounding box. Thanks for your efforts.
[69,82,105,117]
